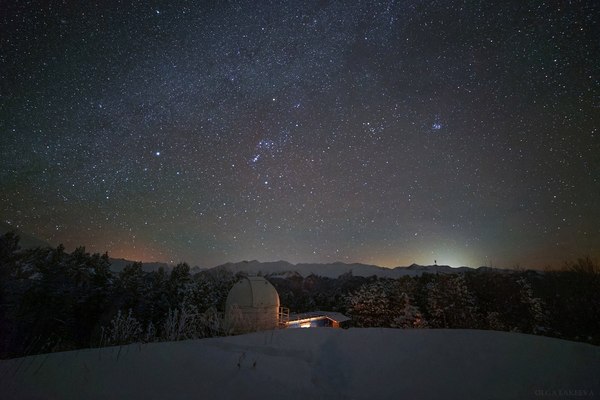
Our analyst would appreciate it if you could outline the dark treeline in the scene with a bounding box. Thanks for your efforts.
[0,232,236,358]
[1,232,598,359]
[271,262,599,343]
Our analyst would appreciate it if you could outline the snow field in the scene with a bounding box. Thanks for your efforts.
[1,328,598,400]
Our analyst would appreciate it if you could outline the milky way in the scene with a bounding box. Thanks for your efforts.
[1,1,599,268]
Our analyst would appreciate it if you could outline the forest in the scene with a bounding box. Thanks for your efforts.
[1,231,598,359]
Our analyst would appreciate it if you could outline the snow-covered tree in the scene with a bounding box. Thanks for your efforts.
[517,276,548,334]
[144,321,157,343]
[197,306,223,338]
[392,292,427,329]
[101,309,142,346]
[426,274,478,329]
[346,280,406,327]
[168,262,194,306]
[485,311,506,331]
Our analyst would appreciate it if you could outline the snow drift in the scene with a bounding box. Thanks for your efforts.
[1,329,597,399]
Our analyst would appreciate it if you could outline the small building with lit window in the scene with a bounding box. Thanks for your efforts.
[286,311,351,329]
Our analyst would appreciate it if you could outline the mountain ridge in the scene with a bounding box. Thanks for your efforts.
[0,225,507,276]
[211,259,500,278]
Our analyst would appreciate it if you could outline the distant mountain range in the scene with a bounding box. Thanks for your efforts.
[0,223,505,277]
[107,258,203,274]
[107,258,174,273]
[211,260,500,278]
[108,259,501,278]
[108,258,497,277]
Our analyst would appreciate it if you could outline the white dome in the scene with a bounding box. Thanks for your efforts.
[226,276,280,309]
[224,276,281,333]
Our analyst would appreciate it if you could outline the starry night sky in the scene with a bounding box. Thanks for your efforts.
[1,1,599,269]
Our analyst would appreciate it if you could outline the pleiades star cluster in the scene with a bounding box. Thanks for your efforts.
[1,1,598,268]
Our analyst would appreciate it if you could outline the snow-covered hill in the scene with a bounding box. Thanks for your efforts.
[1,329,597,400]
[212,260,485,278]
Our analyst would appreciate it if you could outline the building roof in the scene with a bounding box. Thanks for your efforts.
[225,276,280,309]
[288,311,351,323]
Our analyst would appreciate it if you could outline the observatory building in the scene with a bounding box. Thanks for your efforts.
[224,276,288,333]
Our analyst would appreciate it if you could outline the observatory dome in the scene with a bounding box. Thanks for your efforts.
[226,276,280,309]
[224,276,281,333]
